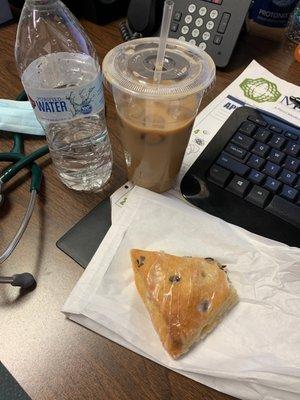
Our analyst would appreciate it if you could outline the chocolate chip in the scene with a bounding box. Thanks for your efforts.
[198,300,210,312]
[220,265,227,270]
[169,275,181,283]
[201,271,206,278]
[204,257,214,262]
[136,256,145,267]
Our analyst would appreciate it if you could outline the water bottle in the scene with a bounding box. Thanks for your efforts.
[15,0,113,192]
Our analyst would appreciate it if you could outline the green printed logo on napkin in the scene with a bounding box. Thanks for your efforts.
[240,77,281,103]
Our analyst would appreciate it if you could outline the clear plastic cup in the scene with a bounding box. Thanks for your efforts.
[103,38,215,193]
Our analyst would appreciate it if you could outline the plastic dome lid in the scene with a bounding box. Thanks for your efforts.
[102,37,216,99]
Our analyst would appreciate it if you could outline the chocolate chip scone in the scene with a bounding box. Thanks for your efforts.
[131,249,238,359]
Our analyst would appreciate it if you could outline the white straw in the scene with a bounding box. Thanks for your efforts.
[153,0,174,83]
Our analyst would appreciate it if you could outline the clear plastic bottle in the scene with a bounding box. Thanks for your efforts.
[15,0,112,192]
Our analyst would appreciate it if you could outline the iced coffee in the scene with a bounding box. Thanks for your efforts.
[103,38,215,193]
[116,95,198,192]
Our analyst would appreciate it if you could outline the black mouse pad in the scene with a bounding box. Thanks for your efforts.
[56,198,111,268]
[0,362,31,400]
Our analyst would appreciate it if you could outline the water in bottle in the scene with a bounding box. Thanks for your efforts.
[15,0,113,192]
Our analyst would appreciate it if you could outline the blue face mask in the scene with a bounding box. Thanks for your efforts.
[0,99,45,136]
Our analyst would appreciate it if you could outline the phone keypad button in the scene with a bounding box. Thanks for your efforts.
[170,22,179,32]
[181,25,189,34]
[185,15,192,24]
[206,21,214,30]
[189,39,196,45]
[199,7,207,16]
[192,28,200,38]
[173,11,182,22]
[210,9,218,19]
[195,17,203,27]
[202,31,210,41]
[188,4,196,13]
[199,42,207,51]
[178,36,186,41]
[213,34,223,45]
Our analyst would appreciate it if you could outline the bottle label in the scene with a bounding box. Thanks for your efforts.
[23,73,104,123]
[249,0,298,28]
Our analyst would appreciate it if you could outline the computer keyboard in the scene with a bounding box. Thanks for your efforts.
[180,106,300,248]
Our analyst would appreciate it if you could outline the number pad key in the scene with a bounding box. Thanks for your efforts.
[252,142,270,158]
[268,148,285,165]
[195,17,203,27]
[202,31,211,41]
[199,6,207,16]
[185,15,192,24]
[210,10,218,19]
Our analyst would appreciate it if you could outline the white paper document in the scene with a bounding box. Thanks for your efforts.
[63,187,300,400]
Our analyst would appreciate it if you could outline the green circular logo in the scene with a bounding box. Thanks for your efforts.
[240,78,281,103]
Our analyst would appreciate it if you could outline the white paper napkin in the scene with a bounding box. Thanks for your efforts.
[63,187,300,400]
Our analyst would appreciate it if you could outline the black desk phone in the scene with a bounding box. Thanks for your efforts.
[127,0,252,67]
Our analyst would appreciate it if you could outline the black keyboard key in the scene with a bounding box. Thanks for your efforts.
[246,185,270,208]
[232,133,254,151]
[253,127,271,143]
[225,143,248,160]
[278,169,297,186]
[247,115,267,127]
[268,134,286,150]
[252,142,270,157]
[263,177,281,192]
[268,148,285,165]
[216,153,250,176]
[283,187,299,203]
[284,156,299,173]
[269,124,282,134]
[248,169,265,184]
[263,161,281,177]
[247,154,265,170]
[208,164,232,188]
[285,141,300,157]
[280,185,298,202]
[284,131,298,141]
[226,176,250,198]
[239,121,257,136]
[295,177,300,190]
[266,195,300,229]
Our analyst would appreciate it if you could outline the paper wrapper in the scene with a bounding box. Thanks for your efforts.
[63,187,300,400]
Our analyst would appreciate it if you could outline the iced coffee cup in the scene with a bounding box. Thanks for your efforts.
[103,37,215,193]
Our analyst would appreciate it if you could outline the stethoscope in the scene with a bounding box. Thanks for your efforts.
[0,91,49,290]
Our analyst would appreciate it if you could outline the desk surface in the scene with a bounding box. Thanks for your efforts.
[0,18,299,400]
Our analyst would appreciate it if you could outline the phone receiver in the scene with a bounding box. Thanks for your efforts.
[127,0,164,36]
